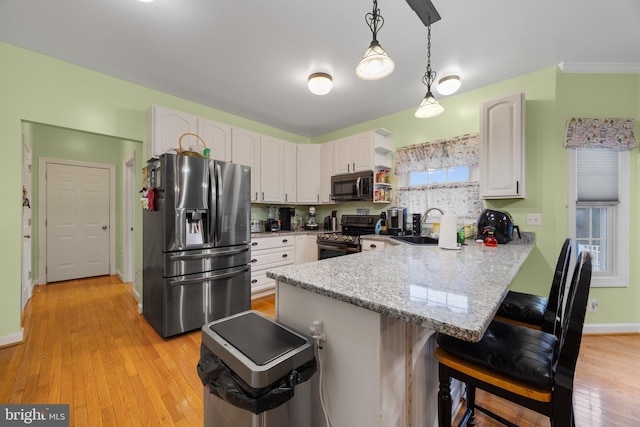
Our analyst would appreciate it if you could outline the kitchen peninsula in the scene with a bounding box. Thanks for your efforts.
[267,234,534,427]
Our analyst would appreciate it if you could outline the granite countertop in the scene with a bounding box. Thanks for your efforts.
[267,233,535,342]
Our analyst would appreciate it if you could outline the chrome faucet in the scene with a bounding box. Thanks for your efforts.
[421,207,444,222]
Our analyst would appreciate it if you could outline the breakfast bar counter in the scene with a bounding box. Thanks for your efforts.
[266,234,534,427]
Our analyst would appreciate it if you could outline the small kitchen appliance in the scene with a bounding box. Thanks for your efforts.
[266,206,279,232]
[304,206,319,230]
[477,209,521,244]
[387,207,408,235]
[279,207,296,231]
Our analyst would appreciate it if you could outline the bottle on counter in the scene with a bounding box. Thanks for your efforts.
[483,226,498,247]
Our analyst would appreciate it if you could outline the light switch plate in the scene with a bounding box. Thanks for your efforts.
[526,213,542,226]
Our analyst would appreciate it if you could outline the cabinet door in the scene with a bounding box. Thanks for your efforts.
[259,136,284,203]
[352,131,375,172]
[480,92,525,199]
[320,141,333,203]
[198,118,231,162]
[231,128,261,202]
[297,144,321,203]
[332,137,352,174]
[148,105,198,160]
[283,141,297,204]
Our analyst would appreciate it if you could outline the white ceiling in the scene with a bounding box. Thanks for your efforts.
[1,0,639,138]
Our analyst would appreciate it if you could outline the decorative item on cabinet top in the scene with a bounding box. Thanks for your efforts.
[176,133,210,158]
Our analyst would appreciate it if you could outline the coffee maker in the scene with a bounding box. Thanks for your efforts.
[387,207,408,235]
[279,207,296,231]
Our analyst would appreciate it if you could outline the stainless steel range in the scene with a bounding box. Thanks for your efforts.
[317,215,379,260]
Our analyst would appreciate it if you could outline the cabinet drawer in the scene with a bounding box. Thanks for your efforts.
[362,239,385,251]
[250,248,294,272]
[251,236,294,251]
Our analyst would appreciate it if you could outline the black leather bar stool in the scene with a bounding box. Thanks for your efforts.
[496,238,571,336]
[435,251,592,427]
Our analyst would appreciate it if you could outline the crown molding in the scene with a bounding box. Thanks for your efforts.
[558,62,640,73]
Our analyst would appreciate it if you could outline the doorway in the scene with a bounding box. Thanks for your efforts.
[22,137,32,311]
[38,158,116,283]
[122,153,136,284]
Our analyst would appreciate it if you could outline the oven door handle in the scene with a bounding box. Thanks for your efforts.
[317,242,360,253]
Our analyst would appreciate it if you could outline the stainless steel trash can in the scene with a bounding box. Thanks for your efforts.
[199,310,316,427]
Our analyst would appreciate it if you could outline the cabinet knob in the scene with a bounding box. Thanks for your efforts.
[251,279,257,284]
[282,254,288,258]
[370,244,377,248]
[282,239,288,243]
[251,259,257,263]
[252,242,258,246]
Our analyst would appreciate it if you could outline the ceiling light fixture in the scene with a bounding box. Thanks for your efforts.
[355,0,395,80]
[437,75,461,96]
[415,23,444,118]
[308,72,333,95]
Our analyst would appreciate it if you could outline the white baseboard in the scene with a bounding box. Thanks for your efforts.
[116,270,124,282]
[0,328,24,348]
[583,323,640,335]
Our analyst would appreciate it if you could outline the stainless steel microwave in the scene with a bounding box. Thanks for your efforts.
[331,171,374,201]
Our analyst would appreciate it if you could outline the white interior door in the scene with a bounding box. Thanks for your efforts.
[46,162,111,282]
[21,140,33,310]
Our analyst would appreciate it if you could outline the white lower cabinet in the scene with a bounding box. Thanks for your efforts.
[295,234,318,264]
[361,238,385,251]
[250,235,294,298]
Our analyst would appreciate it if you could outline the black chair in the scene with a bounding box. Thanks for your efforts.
[435,251,592,427]
[496,238,572,336]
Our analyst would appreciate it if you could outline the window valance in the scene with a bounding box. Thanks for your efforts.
[564,118,637,151]
[395,133,479,174]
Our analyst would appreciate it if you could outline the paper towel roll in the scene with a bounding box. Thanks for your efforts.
[438,214,459,249]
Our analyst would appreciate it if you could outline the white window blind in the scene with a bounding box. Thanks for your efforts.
[576,149,618,202]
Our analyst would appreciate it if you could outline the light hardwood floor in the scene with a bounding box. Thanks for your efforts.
[0,276,638,426]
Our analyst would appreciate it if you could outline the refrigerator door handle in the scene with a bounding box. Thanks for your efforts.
[169,246,249,261]
[215,162,223,241]
[169,265,250,286]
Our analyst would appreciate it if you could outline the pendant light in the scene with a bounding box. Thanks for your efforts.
[415,23,444,118]
[355,0,395,80]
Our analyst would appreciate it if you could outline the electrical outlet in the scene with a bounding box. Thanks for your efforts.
[526,213,542,226]
[588,299,599,312]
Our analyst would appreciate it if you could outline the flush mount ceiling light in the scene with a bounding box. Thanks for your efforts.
[355,0,395,80]
[415,23,444,118]
[437,75,461,96]
[308,72,333,95]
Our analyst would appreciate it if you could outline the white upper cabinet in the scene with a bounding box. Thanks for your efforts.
[283,141,297,204]
[296,144,321,204]
[320,141,333,203]
[147,105,198,160]
[480,92,526,199]
[231,128,261,202]
[332,129,392,174]
[198,117,232,162]
[259,136,284,203]
[332,137,353,174]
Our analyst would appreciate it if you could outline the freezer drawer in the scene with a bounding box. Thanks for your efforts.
[162,265,251,337]
[163,245,250,278]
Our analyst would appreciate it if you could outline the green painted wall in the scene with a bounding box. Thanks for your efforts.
[0,40,638,340]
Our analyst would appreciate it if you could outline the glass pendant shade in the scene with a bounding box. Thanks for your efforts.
[308,73,333,95]
[415,91,444,118]
[355,41,395,80]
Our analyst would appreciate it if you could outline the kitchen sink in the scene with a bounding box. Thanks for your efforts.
[391,235,439,245]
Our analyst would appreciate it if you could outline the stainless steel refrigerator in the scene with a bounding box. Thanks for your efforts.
[143,153,251,338]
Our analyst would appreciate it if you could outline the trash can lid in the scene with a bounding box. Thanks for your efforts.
[209,311,306,366]
[202,311,315,388]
